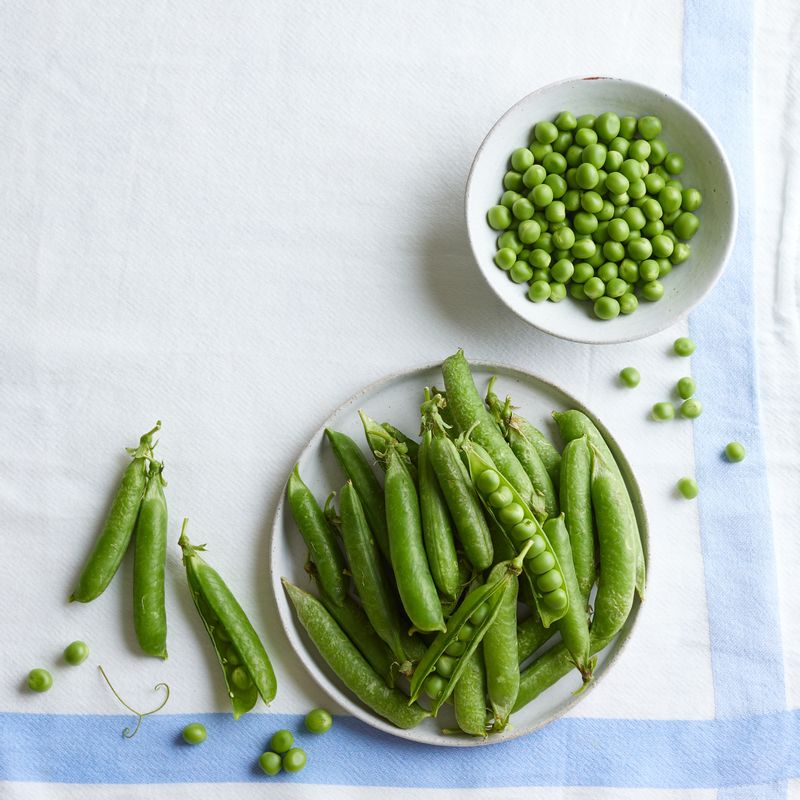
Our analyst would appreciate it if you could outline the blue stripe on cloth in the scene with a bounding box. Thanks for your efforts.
[684,0,786,718]
[1,711,798,786]
[684,0,787,796]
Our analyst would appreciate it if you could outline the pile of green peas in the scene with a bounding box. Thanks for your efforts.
[258,709,332,776]
[487,111,702,320]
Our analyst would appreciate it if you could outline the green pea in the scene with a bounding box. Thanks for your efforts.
[497,230,523,254]
[494,248,516,270]
[504,171,524,191]
[575,128,597,147]
[573,211,598,234]
[530,550,555,575]
[638,259,659,282]
[594,296,621,320]
[531,142,553,162]
[230,666,253,690]
[572,262,593,284]
[641,280,664,301]
[619,259,638,283]
[552,227,575,251]
[305,707,333,733]
[569,283,587,301]
[583,276,605,300]
[542,588,568,610]
[534,120,558,144]
[609,194,630,210]
[604,150,624,172]
[546,173,568,198]
[527,280,551,303]
[651,234,674,258]
[549,282,567,303]
[531,268,549,282]
[578,191,602,215]
[659,186,682,213]
[677,477,699,499]
[603,239,628,264]
[576,163,599,189]
[682,188,703,211]
[259,751,281,775]
[529,248,551,269]
[648,138,668,164]
[526,533,547,557]
[642,220,665,238]
[445,640,466,657]
[555,111,577,131]
[605,277,628,298]
[576,114,596,129]
[509,519,535,542]
[618,115,637,138]
[677,377,696,399]
[671,242,691,264]
[512,198,535,221]
[623,206,646,230]
[680,399,703,419]
[509,261,533,284]
[673,211,700,240]
[571,238,596,259]
[531,184,554,208]
[644,172,666,195]
[476,469,501,494]
[621,159,642,181]
[565,146,583,168]
[553,132,573,155]
[657,258,673,277]
[283,748,307,773]
[64,640,89,666]
[593,112,620,141]
[664,152,685,174]
[542,152,567,175]
[652,402,675,420]
[488,486,513,508]
[619,292,638,314]
[487,206,511,230]
[635,115,661,140]
[517,219,542,245]
[619,367,640,387]
[511,147,534,172]
[627,237,653,262]
[470,603,490,626]
[27,668,52,693]
[582,143,607,169]
[725,442,746,462]
[608,218,630,242]
[537,569,563,593]
[270,729,294,754]
[500,190,521,210]
[436,653,458,678]
[550,258,574,283]
[596,262,618,283]
[609,136,630,156]
[498,502,525,526]
[182,722,207,744]
[523,164,547,188]
[674,337,696,356]
[597,200,615,222]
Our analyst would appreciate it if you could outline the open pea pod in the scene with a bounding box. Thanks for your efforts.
[463,443,569,628]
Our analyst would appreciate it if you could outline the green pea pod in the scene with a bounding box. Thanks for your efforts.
[425,401,493,571]
[482,565,520,731]
[559,436,595,604]
[589,448,637,649]
[553,409,645,600]
[383,443,445,633]
[517,614,555,663]
[463,444,569,628]
[513,640,576,712]
[282,580,429,729]
[179,523,276,718]
[132,460,168,659]
[453,645,488,737]
[418,413,461,600]
[71,421,160,603]
[544,515,592,681]
[287,466,348,606]
[429,386,457,432]
[325,428,390,561]
[490,520,536,611]
[408,544,531,714]
[441,350,535,504]
[339,481,407,661]
[360,411,417,482]
[381,423,420,465]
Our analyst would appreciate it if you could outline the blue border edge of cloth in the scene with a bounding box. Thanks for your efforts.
[1,0,794,792]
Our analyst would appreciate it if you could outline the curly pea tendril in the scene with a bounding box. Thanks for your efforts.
[98,665,170,738]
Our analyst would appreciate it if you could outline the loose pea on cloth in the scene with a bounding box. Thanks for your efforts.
[1,1,798,798]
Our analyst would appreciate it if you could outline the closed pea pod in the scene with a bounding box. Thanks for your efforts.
[517,613,555,663]
[339,480,408,662]
[441,350,535,506]
[287,466,347,606]
[325,428,390,561]
[382,441,445,633]
[559,436,595,604]
[71,421,161,603]
[360,412,417,482]
[133,460,168,658]
[553,410,645,601]
[380,423,420,466]
[544,515,592,681]
[282,580,429,729]
[453,644,488,737]
[179,522,276,718]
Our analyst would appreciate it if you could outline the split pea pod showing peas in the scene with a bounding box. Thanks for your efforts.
[486,381,555,519]
[559,436,595,605]
[71,421,161,603]
[339,481,408,662]
[425,399,493,571]
[544,515,592,681]
[282,580,429,729]
[325,428,390,562]
[441,350,535,505]
[553,410,645,601]
[287,466,348,607]
[179,522,276,718]
[381,439,445,633]
[132,460,168,659]
[463,443,569,628]
[409,544,531,715]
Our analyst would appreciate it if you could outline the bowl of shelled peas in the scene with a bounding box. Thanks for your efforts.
[465,77,737,344]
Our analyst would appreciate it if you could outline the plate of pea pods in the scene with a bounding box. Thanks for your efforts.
[271,349,648,746]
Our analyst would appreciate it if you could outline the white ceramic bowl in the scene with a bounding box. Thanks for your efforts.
[466,77,737,344]
[270,361,648,746]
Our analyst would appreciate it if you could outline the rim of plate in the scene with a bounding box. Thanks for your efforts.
[464,75,739,345]
[270,359,649,746]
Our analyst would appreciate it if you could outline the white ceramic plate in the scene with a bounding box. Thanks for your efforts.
[270,361,648,746]
[465,76,737,344]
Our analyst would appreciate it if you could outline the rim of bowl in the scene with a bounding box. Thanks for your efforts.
[270,359,649,747]
[465,75,739,345]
